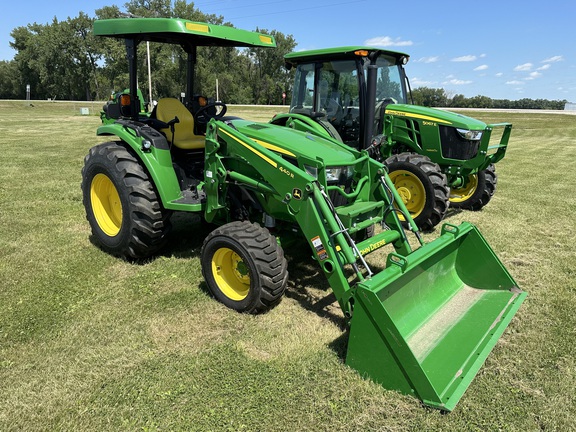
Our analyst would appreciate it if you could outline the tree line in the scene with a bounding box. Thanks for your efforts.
[0,0,569,109]
[411,87,568,110]
[0,0,296,105]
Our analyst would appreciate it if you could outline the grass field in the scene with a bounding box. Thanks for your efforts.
[0,100,575,431]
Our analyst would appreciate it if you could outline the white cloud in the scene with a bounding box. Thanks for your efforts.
[514,63,533,71]
[537,64,551,71]
[411,77,435,86]
[451,55,476,62]
[364,36,413,47]
[525,71,542,80]
[474,65,489,71]
[417,56,439,63]
[444,78,473,85]
[495,72,503,77]
[506,80,524,85]
[542,55,563,63]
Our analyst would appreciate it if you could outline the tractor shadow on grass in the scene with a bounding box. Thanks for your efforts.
[159,212,213,260]
[443,206,465,223]
[283,240,385,331]
[283,253,350,361]
[283,246,346,329]
[283,247,386,362]
[88,212,211,262]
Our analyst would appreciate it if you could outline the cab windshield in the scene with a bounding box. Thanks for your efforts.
[290,54,406,149]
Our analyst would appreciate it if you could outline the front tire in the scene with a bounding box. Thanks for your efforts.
[385,153,449,231]
[450,164,497,210]
[81,142,171,259]
[201,221,288,314]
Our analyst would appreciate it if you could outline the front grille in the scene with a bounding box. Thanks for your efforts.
[439,126,480,160]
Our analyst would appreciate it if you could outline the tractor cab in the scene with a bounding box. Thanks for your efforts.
[279,47,410,150]
[275,46,512,231]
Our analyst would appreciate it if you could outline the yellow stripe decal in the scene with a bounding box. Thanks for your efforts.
[220,129,277,168]
[253,139,296,157]
[387,109,452,125]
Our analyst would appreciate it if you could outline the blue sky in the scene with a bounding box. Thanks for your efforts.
[1,0,574,101]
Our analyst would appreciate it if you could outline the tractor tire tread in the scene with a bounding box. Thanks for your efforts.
[81,142,171,260]
[451,164,498,211]
[202,221,288,313]
[385,153,449,231]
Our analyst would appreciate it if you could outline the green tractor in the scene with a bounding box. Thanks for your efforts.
[272,47,511,230]
[82,18,526,411]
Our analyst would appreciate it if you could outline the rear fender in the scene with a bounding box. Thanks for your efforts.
[96,123,183,208]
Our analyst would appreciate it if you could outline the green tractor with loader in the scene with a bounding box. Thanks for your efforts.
[82,17,526,411]
[272,47,511,230]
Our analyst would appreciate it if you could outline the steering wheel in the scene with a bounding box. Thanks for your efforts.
[195,101,228,124]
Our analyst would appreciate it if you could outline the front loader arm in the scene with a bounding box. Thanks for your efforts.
[204,120,352,310]
[205,120,414,313]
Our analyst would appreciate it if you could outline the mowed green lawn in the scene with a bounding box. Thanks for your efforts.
[0,100,574,431]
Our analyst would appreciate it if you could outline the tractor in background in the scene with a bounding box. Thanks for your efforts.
[272,47,510,230]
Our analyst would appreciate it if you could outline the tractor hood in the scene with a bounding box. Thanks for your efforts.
[229,119,358,166]
[386,104,488,130]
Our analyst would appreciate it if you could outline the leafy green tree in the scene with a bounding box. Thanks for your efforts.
[0,60,20,98]
[9,24,42,99]
[449,94,466,108]
[411,87,448,107]
[10,14,100,100]
[467,95,492,108]
[246,29,296,104]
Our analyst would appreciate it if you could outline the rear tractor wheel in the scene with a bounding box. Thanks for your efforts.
[385,153,449,231]
[450,164,497,211]
[201,221,288,314]
[81,142,171,259]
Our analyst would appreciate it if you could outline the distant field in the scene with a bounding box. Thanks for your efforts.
[0,100,575,431]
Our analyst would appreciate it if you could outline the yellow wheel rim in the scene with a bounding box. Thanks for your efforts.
[90,173,123,237]
[450,174,478,203]
[212,247,250,301]
[389,169,426,220]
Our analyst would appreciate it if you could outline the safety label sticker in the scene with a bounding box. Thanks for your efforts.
[311,236,328,261]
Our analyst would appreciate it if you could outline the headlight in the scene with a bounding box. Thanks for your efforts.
[456,128,483,141]
[325,166,354,183]
[304,165,318,178]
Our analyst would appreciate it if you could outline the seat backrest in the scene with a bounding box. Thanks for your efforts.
[155,98,205,150]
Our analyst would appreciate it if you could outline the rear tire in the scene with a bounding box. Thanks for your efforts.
[81,142,171,259]
[385,153,449,231]
[450,164,497,210]
[201,221,288,314]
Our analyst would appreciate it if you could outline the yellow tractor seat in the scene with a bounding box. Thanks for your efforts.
[155,98,205,150]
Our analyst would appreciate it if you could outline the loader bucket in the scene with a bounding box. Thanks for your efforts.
[346,222,526,411]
